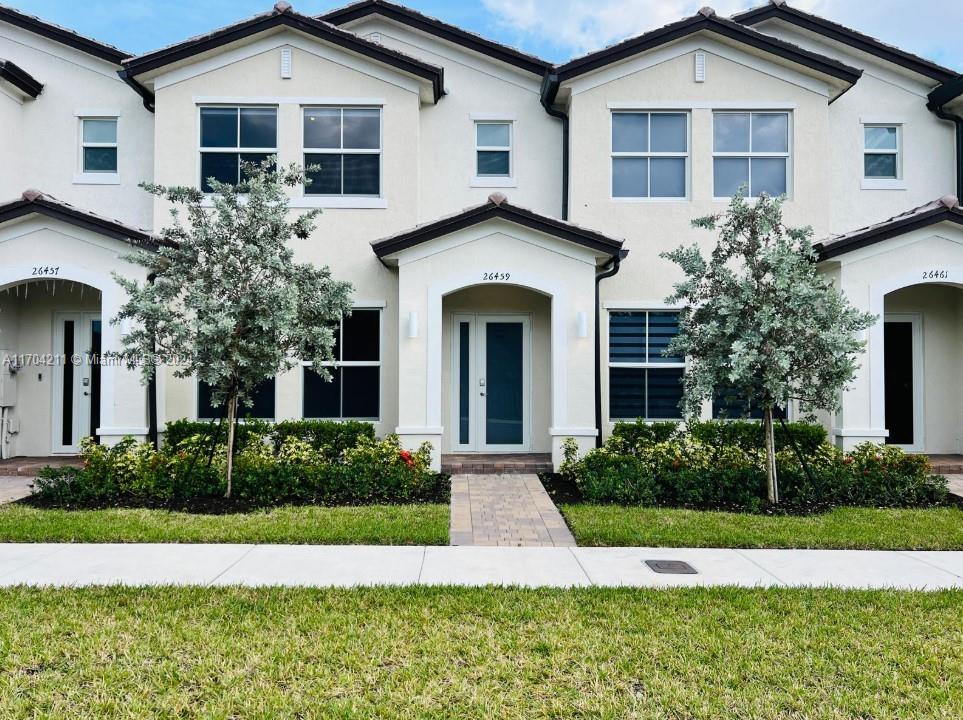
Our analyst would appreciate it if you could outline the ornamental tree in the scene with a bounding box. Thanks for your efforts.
[661,191,876,503]
[113,159,353,497]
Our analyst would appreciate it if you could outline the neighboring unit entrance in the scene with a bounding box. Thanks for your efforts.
[883,314,922,450]
[52,312,102,453]
[451,314,531,452]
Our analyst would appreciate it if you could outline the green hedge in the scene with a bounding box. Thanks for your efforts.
[163,418,272,451]
[688,420,827,456]
[561,437,947,512]
[611,421,679,447]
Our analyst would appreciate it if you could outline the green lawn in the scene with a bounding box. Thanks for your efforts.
[562,504,963,550]
[0,503,448,545]
[0,586,960,718]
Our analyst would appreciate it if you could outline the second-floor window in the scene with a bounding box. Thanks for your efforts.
[304,107,381,196]
[81,118,117,173]
[475,121,512,177]
[611,112,688,198]
[199,106,277,192]
[713,111,790,198]
[863,125,900,180]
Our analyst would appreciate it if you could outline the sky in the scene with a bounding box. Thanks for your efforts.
[8,0,963,71]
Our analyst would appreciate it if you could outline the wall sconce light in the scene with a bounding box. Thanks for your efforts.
[576,311,588,338]
[408,311,419,338]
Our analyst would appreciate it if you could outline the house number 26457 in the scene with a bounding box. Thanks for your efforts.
[483,272,511,281]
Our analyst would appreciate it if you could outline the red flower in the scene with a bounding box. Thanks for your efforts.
[843,457,853,465]
[399,449,414,468]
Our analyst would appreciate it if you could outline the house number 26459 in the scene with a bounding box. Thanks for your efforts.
[483,272,511,281]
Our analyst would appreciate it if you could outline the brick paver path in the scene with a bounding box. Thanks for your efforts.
[449,474,576,547]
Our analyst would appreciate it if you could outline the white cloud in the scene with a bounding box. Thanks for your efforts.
[481,0,962,71]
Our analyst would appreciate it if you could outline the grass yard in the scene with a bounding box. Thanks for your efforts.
[0,503,449,545]
[562,504,963,550]
[0,586,960,718]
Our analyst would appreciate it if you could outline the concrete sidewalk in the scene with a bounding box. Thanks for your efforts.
[1,544,962,589]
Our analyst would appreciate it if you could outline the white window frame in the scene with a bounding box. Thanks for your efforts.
[607,309,686,422]
[472,119,515,188]
[712,110,792,200]
[610,110,690,201]
[197,105,278,193]
[861,122,905,190]
[74,114,120,185]
[301,307,383,422]
[298,106,384,208]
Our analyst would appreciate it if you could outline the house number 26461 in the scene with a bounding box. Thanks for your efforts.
[483,272,511,281]
[922,269,949,280]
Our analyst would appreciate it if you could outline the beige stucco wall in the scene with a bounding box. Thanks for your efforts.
[564,41,832,434]
[0,24,154,227]
[341,17,563,220]
[152,37,428,438]
[0,217,150,455]
[440,285,552,453]
[0,90,23,201]
[885,284,963,453]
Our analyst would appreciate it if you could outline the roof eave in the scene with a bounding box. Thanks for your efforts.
[734,3,958,84]
[0,5,129,64]
[0,59,42,98]
[816,207,963,260]
[0,197,158,250]
[321,0,550,76]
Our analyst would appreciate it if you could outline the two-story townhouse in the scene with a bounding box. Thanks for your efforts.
[0,0,960,471]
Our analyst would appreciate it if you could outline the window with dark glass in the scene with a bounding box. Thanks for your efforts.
[81,118,117,173]
[611,112,688,198]
[303,107,381,196]
[712,385,786,420]
[475,121,512,177]
[713,111,790,198]
[303,309,381,419]
[863,125,900,179]
[197,377,276,420]
[608,311,685,420]
[199,106,277,192]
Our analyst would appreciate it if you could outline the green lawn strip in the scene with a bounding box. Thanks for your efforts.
[561,504,963,550]
[0,586,960,718]
[0,504,448,545]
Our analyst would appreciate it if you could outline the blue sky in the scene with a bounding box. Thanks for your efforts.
[9,0,962,71]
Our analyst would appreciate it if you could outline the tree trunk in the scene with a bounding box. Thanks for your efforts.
[224,393,238,499]
[763,406,779,504]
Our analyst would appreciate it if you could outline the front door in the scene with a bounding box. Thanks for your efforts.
[884,314,922,450]
[451,314,530,452]
[52,312,101,454]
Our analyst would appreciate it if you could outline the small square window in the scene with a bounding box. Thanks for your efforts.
[475,121,512,177]
[81,118,117,173]
[863,125,900,180]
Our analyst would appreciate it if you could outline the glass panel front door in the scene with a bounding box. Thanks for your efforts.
[484,322,523,446]
[53,312,101,453]
[451,314,530,452]
[884,320,914,446]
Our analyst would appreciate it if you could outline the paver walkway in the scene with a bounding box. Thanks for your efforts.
[449,474,576,547]
[946,475,963,498]
[1,544,962,589]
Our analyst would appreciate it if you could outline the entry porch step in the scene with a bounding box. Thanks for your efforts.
[442,453,553,475]
[0,456,83,477]
[929,455,963,474]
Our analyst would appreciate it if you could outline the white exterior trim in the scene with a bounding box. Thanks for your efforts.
[192,96,386,106]
[607,101,799,110]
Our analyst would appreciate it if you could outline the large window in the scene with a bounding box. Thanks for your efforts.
[81,118,118,173]
[197,378,276,420]
[863,124,900,180]
[199,106,277,192]
[611,112,688,198]
[475,121,512,177]
[712,386,786,420]
[303,107,381,196]
[608,311,685,420]
[303,309,381,420]
[713,111,790,198]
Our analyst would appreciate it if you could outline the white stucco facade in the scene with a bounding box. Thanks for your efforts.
[0,1,960,465]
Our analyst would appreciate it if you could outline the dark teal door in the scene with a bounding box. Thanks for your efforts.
[484,322,524,446]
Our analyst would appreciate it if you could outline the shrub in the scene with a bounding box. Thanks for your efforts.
[560,433,947,512]
[688,420,827,456]
[163,418,271,451]
[270,420,375,460]
[611,421,680,449]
